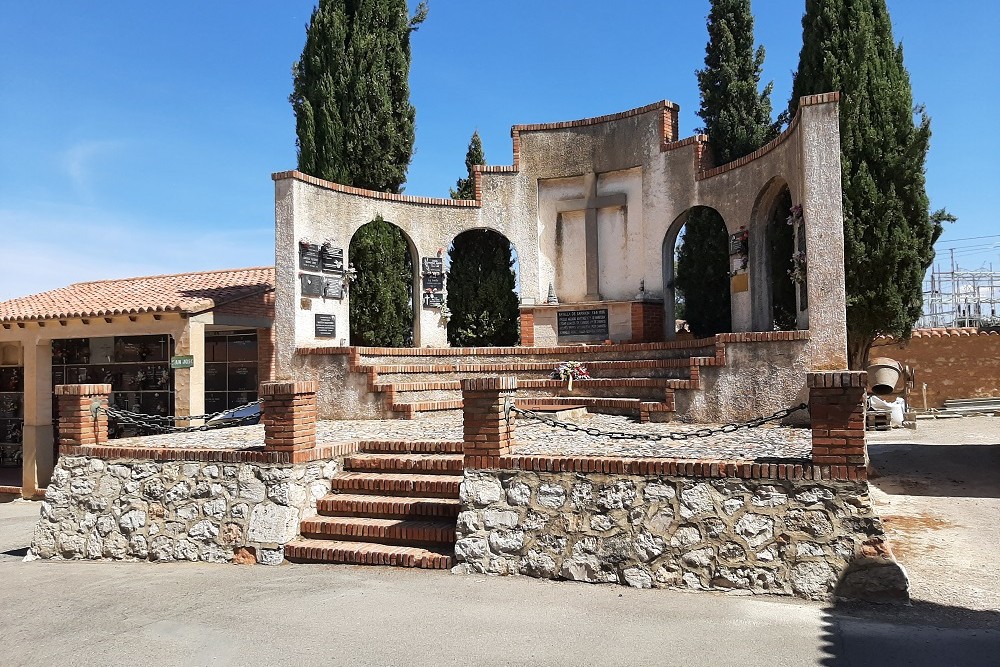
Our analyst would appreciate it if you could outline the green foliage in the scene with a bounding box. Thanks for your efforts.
[676,0,777,337]
[290,0,427,346]
[789,0,950,367]
[450,131,484,200]
[446,230,519,346]
[348,217,413,347]
[769,188,797,330]
[675,208,731,337]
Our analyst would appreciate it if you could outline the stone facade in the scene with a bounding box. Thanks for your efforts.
[454,469,907,601]
[30,455,338,565]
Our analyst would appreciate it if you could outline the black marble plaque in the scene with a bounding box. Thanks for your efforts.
[322,277,344,300]
[314,314,336,338]
[320,246,344,274]
[422,273,445,290]
[729,233,747,256]
[421,257,443,274]
[423,292,445,308]
[300,273,323,297]
[298,243,321,271]
[557,309,610,338]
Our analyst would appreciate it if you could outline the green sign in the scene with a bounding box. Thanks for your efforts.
[170,355,195,369]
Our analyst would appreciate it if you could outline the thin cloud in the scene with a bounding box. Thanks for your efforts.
[60,139,125,198]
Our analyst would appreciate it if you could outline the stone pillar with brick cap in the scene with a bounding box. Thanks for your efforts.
[461,377,517,465]
[260,381,318,452]
[55,384,111,448]
[807,371,867,470]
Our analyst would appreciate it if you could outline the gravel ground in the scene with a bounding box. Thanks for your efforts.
[867,416,1000,612]
[107,411,811,461]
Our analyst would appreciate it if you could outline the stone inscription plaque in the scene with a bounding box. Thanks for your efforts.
[321,246,344,274]
[557,308,609,339]
[421,257,443,274]
[298,243,321,272]
[300,273,323,297]
[422,273,445,290]
[322,277,343,300]
[314,314,336,338]
[422,292,444,308]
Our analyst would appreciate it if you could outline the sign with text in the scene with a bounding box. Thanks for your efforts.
[320,246,345,274]
[422,292,445,308]
[300,273,323,297]
[170,355,195,369]
[314,314,337,338]
[422,273,445,291]
[298,243,321,272]
[557,309,610,339]
[421,257,443,274]
[322,277,344,300]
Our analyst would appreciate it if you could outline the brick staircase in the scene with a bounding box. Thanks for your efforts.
[345,340,725,421]
[284,439,463,569]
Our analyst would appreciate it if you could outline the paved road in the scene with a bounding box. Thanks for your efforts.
[2,502,997,666]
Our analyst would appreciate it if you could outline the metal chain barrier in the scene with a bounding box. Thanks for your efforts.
[99,399,263,434]
[507,403,808,442]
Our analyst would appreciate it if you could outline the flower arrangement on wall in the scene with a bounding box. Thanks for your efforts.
[551,361,590,391]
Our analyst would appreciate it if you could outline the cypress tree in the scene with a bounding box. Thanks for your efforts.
[675,0,779,337]
[446,230,519,346]
[290,0,427,346]
[789,0,952,367]
[450,131,484,200]
[446,135,519,346]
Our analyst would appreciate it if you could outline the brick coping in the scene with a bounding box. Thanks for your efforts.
[58,442,361,464]
[299,330,808,357]
[465,454,865,482]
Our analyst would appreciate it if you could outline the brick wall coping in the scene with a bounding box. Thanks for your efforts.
[807,371,867,388]
[271,170,481,208]
[461,376,518,392]
[464,454,866,482]
[58,441,360,464]
[874,327,1000,342]
[522,298,662,310]
[260,380,319,396]
[54,384,112,396]
[510,99,679,135]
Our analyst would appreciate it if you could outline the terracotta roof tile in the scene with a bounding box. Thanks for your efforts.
[0,267,275,323]
[873,327,1000,343]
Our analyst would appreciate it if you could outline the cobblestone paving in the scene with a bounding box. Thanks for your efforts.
[109,411,811,461]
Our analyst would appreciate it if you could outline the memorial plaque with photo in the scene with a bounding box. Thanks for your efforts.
[422,272,445,290]
[298,243,321,271]
[322,277,344,299]
[314,314,337,338]
[421,257,443,274]
[320,246,345,274]
[422,292,444,308]
[557,309,610,338]
[300,273,323,297]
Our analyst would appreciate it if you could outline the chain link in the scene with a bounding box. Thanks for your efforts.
[508,403,808,442]
[99,399,263,434]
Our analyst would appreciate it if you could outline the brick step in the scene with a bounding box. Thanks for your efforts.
[284,538,453,569]
[390,400,464,418]
[379,377,686,393]
[330,472,461,497]
[362,358,714,375]
[344,453,465,475]
[385,387,670,406]
[352,341,719,365]
[357,440,464,454]
[317,493,461,519]
[373,368,694,385]
[387,395,675,420]
[299,516,455,545]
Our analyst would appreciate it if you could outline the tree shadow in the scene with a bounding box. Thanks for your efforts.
[819,598,1000,666]
[868,443,1000,498]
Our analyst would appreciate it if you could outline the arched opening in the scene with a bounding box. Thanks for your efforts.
[445,228,520,346]
[750,179,798,331]
[662,206,731,339]
[348,216,417,347]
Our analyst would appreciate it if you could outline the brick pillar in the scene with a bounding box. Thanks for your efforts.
[519,310,535,347]
[54,384,111,448]
[260,381,318,452]
[630,301,665,343]
[461,377,517,466]
[807,371,867,474]
[257,327,276,383]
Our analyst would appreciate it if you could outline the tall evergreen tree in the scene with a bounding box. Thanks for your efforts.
[450,131,484,200]
[446,135,519,345]
[446,230,519,346]
[348,217,413,347]
[676,0,778,337]
[290,0,427,346]
[789,0,952,367]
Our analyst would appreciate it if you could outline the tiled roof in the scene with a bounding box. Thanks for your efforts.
[874,327,1000,343]
[0,267,275,323]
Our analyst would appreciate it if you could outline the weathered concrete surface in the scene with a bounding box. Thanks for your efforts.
[1,501,997,666]
[868,417,1000,611]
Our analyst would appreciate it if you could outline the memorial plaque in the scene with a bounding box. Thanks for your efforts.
[300,273,323,297]
[557,309,609,339]
[729,233,747,256]
[421,257,443,274]
[422,292,444,308]
[298,243,321,271]
[314,314,337,338]
[422,272,445,290]
[322,276,344,300]
[320,246,345,274]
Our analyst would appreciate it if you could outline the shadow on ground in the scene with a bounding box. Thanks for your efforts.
[868,443,1000,498]
[820,599,1000,666]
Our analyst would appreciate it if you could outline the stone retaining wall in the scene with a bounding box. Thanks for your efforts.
[454,469,906,601]
[30,455,338,565]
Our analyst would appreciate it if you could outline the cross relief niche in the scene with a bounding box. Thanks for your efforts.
[543,171,634,304]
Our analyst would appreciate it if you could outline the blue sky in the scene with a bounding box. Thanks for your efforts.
[1,1,997,300]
